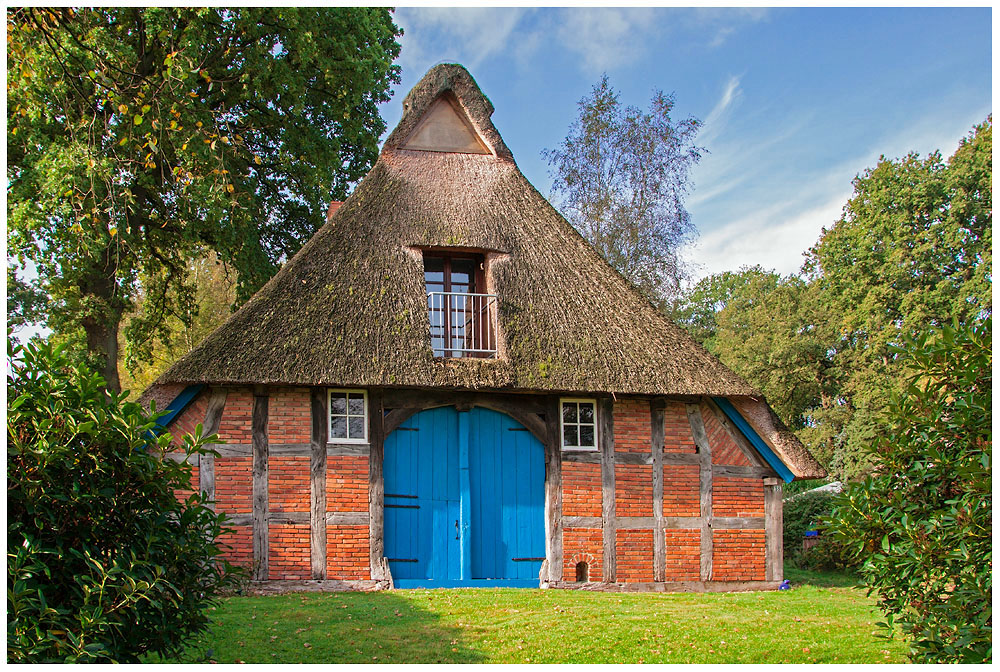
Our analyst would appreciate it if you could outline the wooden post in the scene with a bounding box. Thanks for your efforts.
[686,403,713,582]
[251,386,270,581]
[764,477,783,582]
[200,388,228,510]
[599,397,616,583]
[544,395,563,583]
[650,398,666,583]
[310,388,329,580]
[368,390,387,581]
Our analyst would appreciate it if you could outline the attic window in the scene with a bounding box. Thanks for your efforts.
[423,252,497,358]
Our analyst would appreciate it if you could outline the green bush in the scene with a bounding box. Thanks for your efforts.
[826,319,991,663]
[783,489,857,572]
[7,338,239,662]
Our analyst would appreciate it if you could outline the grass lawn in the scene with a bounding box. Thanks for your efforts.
[175,568,906,664]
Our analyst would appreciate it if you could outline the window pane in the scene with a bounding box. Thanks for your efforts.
[330,393,347,415]
[563,403,577,423]
[563,424,578,447]
[579,425,595,447]
[331,416,347,439]
[579,403,594,423]
[348,395,365,416]
[348,417,365,439]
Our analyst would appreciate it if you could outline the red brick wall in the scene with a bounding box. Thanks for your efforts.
[713,530,765,580]
[268,387,311,444]
[269,524,310,580]
[269,456,310,512]
[664,530,700,581]
[613,399,650,452]
[616,530,654,582]
[703,402,753,467]
[615,464,653,517]
[663,464,700,517]
[664,402,697,453]
[216,457,252,514]
[714,477,765,518]
[220,526,253,569]
[327,525,369,579]
[217,388,252,444]
[563,528,603,581]
[327,456,367,513]
[562,463,602,517]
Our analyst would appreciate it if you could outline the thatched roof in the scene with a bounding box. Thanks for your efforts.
[157,64,755,396]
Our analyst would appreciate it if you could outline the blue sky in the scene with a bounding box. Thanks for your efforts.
[380,7,992,280]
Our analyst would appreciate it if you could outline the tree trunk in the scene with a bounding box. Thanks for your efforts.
[82,314,123,395]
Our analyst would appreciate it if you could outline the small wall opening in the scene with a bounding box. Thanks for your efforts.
[575,561,589,583]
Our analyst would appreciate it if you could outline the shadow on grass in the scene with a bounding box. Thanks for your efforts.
[187,590,486,664]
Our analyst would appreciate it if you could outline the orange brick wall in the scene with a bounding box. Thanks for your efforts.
[713,530,765,580]
[563,528,603,581]
[269,524,310,580]
[216,457,252,514]
[703,403,753,467]
[269,456,310,512]
[327,456,368,513]
[220,526,253,570]
[269,387,311,444]
[616,530,654,582]
[615,464,653,516]
[217,388,252,444]
[663,464,700,517]
[664,403,697,453]
[327,525,369,580]
[664,530,700,580]
[714,477,765,517]
[562,463,602,517]
[613,399,651,452]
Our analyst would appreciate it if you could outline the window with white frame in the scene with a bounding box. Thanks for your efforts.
[328,389,368,443]
[561,398,597,450]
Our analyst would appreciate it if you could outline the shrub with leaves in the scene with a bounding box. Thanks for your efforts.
[7,337,239,662]
[826,318,991,663]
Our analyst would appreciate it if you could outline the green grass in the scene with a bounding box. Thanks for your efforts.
[174,568,906,664]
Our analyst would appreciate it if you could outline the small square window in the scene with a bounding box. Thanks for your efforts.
[329,389,368,444]
[561,399,597,450]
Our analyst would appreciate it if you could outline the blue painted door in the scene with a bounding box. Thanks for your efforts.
[384,406,545,587]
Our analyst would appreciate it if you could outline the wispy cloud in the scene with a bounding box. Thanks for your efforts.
[394,8,535,75]
[551,8,661,73]
[698,75,742,148]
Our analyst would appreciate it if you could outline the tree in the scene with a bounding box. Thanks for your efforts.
[7,336,239,662]
[118,252,237,397]
[543,75,703,304]
[7,8,401,392]
[826,319,991,663]
[801,118,991,477]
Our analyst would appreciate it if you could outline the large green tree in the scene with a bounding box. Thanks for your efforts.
[543,76,703,304]
[801,118,992,477]
[7,8,401,392]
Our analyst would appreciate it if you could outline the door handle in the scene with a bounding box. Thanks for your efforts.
[455,519,459,540]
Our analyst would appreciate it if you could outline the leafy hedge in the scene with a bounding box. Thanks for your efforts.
[826,319,991,663]
[7,338,239,662]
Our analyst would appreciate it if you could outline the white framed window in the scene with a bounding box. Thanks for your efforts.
[328,389,368,443]
[561,398,598,450]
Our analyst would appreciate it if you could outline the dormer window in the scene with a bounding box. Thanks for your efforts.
[423,252,497,358]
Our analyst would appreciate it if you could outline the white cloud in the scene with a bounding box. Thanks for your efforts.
[697,75,742,149]
[552,8,660,73]
[394,8,535,75]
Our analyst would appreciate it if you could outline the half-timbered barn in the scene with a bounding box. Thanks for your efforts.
[146,64,825,591]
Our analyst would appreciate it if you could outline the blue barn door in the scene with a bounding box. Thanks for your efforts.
[384,406,545,587]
